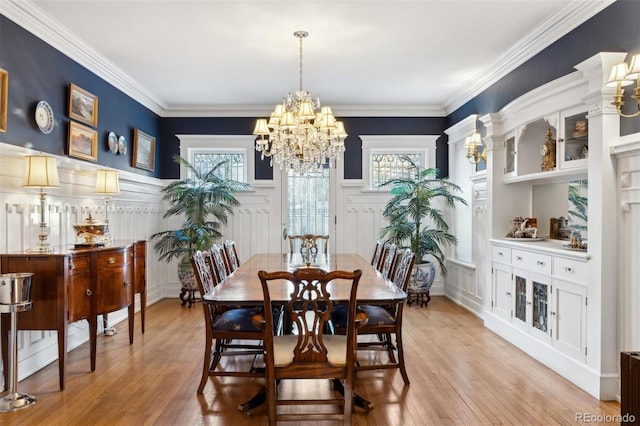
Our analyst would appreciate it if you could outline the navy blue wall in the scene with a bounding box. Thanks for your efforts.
[448,0,640,136]
[160,116,446,180]
[2,0,639,181]
[0,16,161,177]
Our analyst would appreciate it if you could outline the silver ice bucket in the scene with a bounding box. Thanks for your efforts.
[0,273,33,305]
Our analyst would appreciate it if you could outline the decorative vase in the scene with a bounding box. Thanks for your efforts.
[407,261,435,307]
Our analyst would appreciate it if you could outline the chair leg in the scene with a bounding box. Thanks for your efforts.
[384,333,397,364]
[266,378,277,426]
[396,330,410,386]
[198,337,213,393]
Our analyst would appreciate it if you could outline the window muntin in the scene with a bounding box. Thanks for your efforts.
[191,151,246,182]
[370,152,424,188]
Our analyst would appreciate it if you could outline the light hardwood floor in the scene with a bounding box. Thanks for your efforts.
[0,297,620,425]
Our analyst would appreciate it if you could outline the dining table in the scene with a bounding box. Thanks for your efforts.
[202,252,407,413]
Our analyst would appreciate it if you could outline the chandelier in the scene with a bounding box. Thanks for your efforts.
[253,31,347,175]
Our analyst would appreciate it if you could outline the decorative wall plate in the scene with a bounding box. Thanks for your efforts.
[118,135,127,155]
[108,132,118,154]
[35,100,55,134]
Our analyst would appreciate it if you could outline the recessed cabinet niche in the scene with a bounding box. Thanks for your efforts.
[503,107,588,183]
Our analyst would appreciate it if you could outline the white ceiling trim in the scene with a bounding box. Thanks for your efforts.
[2,0,615,119]
[1,0,166,115]
[444,0,615,114]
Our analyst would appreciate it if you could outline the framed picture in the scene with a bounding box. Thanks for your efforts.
[68,121,98,162]
[0,69,7,132]
[132,129,156,171]
[68,83,98,127]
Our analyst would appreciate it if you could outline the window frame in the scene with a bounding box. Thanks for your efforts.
[176,134,258,187]
[360,135,438,191]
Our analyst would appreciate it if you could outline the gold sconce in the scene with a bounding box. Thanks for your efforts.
[94,168,120,244]
[606,53,640,118]
[23,154,60,252]
[463,130,487,165]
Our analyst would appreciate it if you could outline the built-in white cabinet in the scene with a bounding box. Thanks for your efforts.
[490,242,587,363]
[500,105,588,184]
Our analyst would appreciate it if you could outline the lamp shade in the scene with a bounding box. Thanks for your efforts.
[253,119,270,136]
[606,63,634,87]
[463,132,482,149]
[94,168,120,194]
[625,54,640,80]
[23,155,60,188]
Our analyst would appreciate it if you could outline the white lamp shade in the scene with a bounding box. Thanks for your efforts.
[606,63,634,87]
[253,119,270,135]
[94,169,120,194]
[463,132,482,149]
[625,54,640,80]
[335,121,348,138]
[23,155,60,188]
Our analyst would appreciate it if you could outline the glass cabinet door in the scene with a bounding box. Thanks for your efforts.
[514,274,527,324]
[532,281,549,334]
[505,136,515,175]
[560,111,588,169]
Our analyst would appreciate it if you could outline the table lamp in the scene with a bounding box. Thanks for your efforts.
[94,168,120,244]
[23,154,60,253]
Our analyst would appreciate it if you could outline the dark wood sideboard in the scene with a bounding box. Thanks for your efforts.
[0,240,146,390]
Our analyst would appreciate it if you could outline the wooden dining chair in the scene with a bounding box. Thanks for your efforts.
[288,234,329,256]
[332,248,415,386]
[379,242,397,280]
[256,267,362,425]
[371,239,385,270]
[209,244,230,283]
[223,239,240,273]
[190,250,265,393]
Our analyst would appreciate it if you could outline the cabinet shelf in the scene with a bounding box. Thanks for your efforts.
[503,167,587,185]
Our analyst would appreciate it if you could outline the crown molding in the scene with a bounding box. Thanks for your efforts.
[1,0,166,115]
[2,0,615,119]
[161,104,446,118]
[443,0,616,115]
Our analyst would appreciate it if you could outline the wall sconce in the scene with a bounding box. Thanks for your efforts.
[22,154,60,253]
[94,168,120,244]
[463,131,487,165]
[606,53,640,118]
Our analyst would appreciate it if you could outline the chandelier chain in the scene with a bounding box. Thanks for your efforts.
[299,33,304,92]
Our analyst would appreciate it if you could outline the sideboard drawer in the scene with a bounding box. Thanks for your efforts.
[512,249,551,275]
[492,245,512,263]
[554,257,587,283]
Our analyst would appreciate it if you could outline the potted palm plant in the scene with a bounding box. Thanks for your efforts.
[151,156,249,300]
[379,155,467,296]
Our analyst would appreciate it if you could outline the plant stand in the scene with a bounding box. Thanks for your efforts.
[407,288,430,307]
[179,284,197,308]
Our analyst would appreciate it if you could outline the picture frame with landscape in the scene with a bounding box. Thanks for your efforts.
[68,83,98,127]
[68,121,98,162]
[133,128,156,171]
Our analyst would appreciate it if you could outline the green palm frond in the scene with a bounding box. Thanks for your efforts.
[151,155,249,265]
[379,155,467,274]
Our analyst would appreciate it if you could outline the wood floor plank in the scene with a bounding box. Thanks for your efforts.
[0,297,620,425]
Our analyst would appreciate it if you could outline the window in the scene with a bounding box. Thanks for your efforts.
[176,135,255,185]
[360,135,437,190]
[192,152,245,182]
[370,153,423,188]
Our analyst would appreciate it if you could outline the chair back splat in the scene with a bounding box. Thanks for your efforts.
[223,240,241,273]
[371,239,385,270]
[287,234,329,256]
[257,267,362,425]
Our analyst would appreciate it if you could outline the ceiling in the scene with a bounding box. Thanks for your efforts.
[3,0,614,117]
